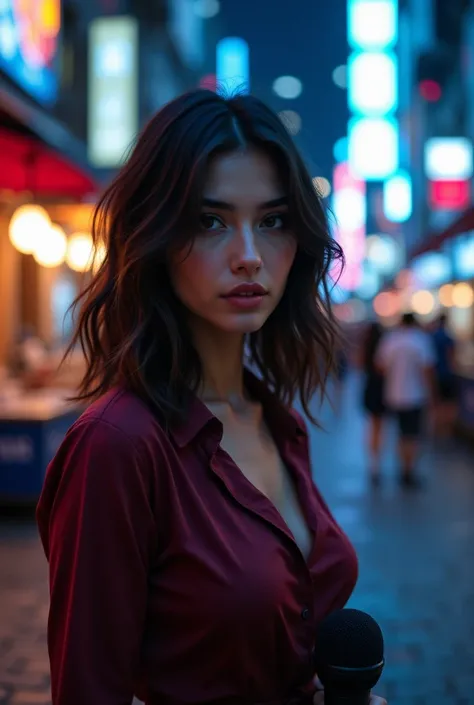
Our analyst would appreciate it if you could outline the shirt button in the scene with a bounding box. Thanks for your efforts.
[301,607,310,620]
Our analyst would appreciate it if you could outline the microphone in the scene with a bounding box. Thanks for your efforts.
[313,608,385,705]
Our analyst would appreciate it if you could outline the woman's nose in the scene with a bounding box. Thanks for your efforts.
[230,225,263,276]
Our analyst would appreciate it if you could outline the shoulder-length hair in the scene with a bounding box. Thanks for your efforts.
[66,89,344,424]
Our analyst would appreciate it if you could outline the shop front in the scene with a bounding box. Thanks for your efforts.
[0,1,102,501]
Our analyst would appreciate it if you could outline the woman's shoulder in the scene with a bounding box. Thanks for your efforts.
[74,386,171,452]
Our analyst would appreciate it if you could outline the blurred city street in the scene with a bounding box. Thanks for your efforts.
[1,373,473,705]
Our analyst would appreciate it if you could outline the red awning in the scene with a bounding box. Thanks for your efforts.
[0,128,98,199]
[409,205,474,261]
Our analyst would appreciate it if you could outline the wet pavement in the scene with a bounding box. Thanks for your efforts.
[1,373,473,705]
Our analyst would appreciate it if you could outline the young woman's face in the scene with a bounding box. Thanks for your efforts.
[169,148,297,335]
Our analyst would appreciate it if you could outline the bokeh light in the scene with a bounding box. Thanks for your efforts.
[411,289,435,315]
[278,110,302,135]
[66,232,94,272]
[439,283,454,307]
[452,282,474,308]
[312,176,332,198]
[193,0,220,19]
[332,65,347,89]
[9,204,51,255]
[33,224,67,268]
[333,137,348,163]
[373,291,400,318]
[272,75,303,99]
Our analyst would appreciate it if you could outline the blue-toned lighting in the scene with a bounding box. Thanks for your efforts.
[412,252,453,288]
[453,235,474,280]
[348,51,398,115]
[333,137,348,163]
[348,0,398,51]
[383,170,412,222]
[355,263,381,300]
[348,116,399,180]
[216,37,249,94]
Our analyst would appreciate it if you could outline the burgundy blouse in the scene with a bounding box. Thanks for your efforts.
[36,371,358,705]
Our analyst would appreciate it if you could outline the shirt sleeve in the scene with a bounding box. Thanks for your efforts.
[37,418,158,705]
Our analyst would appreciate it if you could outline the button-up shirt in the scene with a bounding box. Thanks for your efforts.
[36,370,358,705]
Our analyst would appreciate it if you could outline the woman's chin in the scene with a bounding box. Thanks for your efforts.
[215,311,268,334]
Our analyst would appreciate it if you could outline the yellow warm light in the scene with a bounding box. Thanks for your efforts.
[452,282,474,309]
[373,291,399,317]
[66,232,94,272]
[411,290,435,315]
[33,224,68,268]
[439,284,454,307]
[92,242,107,273]
[9,204,51,254]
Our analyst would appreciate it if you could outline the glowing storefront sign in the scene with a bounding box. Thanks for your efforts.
[331,162,366,290]
[348,116,399,180]
[425,138,473,180]
[428,180,471,211]
[348,0,398,51]
[348,52,398,115]
[383,170,412,222]
[216,37,250,94]
[0,0,60,104]
[88,16,139,168]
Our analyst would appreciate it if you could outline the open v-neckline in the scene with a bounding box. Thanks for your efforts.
[210,441,317,568]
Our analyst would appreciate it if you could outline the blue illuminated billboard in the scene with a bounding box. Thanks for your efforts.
[0,0,60,105]
[216,37,250,95]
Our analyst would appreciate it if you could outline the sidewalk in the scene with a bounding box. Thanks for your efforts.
[1,373,473,705]
[307,374,474,705]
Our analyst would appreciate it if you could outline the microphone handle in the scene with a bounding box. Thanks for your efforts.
[324,690,371,705]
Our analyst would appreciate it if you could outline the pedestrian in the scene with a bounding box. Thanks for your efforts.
[376,312,436,488]
[431,312,457,438]
[360,322,386,485]
[332,347,349,413]
[36,90,386,705]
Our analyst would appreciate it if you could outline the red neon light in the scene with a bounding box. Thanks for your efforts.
[429,180,470,210]
[419,80,442,102]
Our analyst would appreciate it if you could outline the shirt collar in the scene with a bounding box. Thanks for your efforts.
[168,368,308,448]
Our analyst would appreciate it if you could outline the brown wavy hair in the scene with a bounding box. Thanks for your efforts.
[65,89,344,424]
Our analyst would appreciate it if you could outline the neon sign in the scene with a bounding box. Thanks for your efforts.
[0,0,60,104]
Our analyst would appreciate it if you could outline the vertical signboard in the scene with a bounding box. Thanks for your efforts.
[87,16,139,168]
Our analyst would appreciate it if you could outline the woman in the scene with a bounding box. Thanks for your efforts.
[36,90,386,705]
[361,322,386,484]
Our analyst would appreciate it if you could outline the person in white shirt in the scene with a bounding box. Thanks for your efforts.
[376,312,436,487]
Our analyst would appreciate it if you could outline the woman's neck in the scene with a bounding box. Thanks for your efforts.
[190,321,247,404]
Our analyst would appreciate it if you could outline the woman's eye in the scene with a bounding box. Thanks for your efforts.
[261,213,288,229]
[200,214,225,231]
